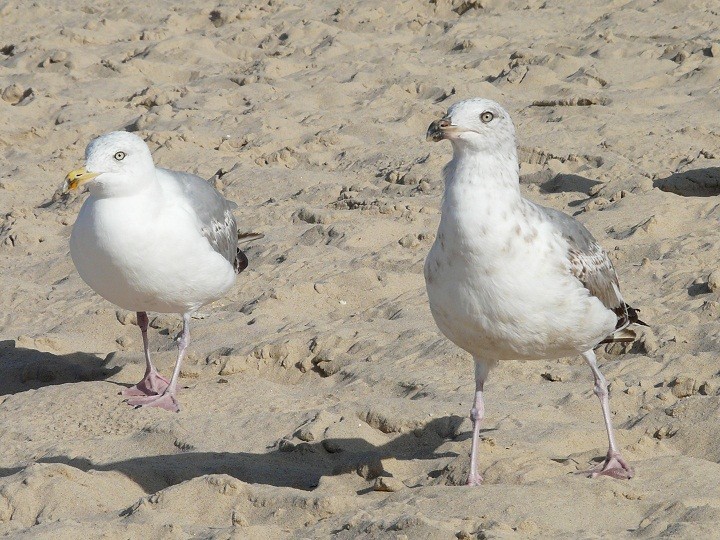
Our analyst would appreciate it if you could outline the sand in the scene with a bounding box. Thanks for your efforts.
[1,0,720,537]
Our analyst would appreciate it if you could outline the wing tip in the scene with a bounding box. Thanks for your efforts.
[235,248,249,274]
[627,305,649,327]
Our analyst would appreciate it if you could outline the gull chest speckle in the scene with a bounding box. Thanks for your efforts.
[424,98,644,485]
[426,184,615,361]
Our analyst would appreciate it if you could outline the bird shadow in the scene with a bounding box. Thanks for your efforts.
[0,339,122,396]
[0,415,466,493]
[521,170,603,196]
[654,167,720,197]
[539,173,603,196]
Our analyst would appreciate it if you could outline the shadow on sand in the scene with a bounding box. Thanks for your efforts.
[0,416,471,493]
[0,339,122,396]
[654,167,720,197]
[539,173,603,196]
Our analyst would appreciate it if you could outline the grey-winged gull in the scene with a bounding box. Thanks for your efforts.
[64,131,252,412]
[424,98,645,485]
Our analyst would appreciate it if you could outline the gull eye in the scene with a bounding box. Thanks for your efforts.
[114,151,126,161]
[480,111,494,123]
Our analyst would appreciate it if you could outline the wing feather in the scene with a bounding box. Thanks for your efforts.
[159,168,245,274]
[535,203,646,334]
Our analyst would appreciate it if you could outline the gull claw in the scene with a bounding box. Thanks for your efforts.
[466,473,483,486]
[126,392,180,413]
[576,451,634,480]
[121,370,170,397]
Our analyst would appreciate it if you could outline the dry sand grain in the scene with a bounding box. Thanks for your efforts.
[1,0,720,538]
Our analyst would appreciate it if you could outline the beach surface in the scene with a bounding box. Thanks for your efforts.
[1,0,720,537]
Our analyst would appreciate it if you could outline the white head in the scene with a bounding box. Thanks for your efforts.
[426,98,516,156]
[64,131,156,197]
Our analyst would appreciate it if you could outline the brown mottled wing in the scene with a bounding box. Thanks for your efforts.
[538,204,631,331]
[568,243,629,329]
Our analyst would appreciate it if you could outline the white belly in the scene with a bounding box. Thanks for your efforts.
[424,231,616,362]
[70,195,236,314]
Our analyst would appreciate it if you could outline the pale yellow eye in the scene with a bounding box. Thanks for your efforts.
[480,111,494,123]
[114,151,126,161]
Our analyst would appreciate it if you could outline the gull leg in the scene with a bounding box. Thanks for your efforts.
[467,359,489,486]
[122,311,170,397]
[582,349,634,479]
[126,313,190,413]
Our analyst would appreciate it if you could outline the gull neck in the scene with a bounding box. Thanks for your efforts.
[442,147,522,209]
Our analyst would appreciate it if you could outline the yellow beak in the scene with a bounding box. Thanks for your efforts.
[64,167,99,192]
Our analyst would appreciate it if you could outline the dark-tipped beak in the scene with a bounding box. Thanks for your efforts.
[426,117,451,142]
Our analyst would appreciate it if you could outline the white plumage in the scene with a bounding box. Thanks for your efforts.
[66,131,246,412]
[70,169,236,314]
[425,98,641,485]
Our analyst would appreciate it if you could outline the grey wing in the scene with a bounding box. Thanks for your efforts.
[536,204,631,330]
[162,168,246,274]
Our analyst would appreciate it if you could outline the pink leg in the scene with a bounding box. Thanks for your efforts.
[126,313,189,413]
[467,359,489,486]
[582,350,634,479]
[122,312,170,397]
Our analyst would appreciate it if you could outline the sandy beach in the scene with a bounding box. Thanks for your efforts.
[2,0,720,537]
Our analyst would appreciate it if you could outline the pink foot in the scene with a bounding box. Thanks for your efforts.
[121,370,170,397]
[466,473,483,486]
[126,391,180,413]
[587,451,634,480]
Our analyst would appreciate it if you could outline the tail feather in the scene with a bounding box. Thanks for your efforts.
[237,232,264,244]
[603,303,648,344]
[600,328,636,344]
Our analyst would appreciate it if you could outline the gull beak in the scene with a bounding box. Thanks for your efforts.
[426,117,453,142]
[63,167,99,192]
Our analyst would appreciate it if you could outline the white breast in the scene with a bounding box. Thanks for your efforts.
[70,188,236,314]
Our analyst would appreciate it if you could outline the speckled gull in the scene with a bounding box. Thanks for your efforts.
[64,131,252,413]
[424,98,646,485]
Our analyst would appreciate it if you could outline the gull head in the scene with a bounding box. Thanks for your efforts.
[426,98,516,154]
[64,131,155,197]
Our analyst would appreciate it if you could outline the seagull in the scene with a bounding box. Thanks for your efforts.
[424,98,645,485]
[64,131,253,412]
